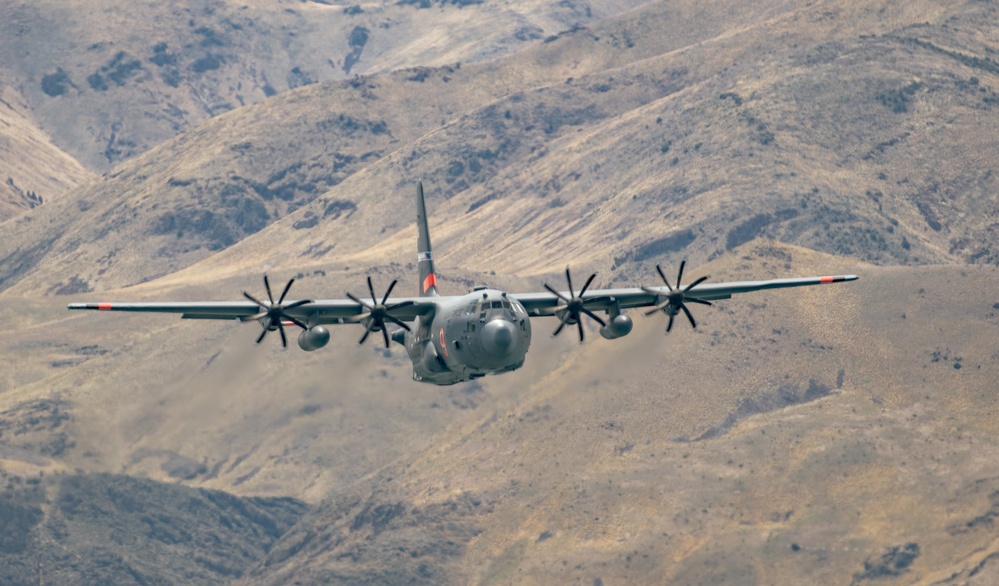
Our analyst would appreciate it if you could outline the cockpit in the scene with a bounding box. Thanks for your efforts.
[470,298,524,315]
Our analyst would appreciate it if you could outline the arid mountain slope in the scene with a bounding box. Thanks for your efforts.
[1,0,996,299]
[0,0,644,171]
[240,253,999,586]
[0,471,307,585]
[0,0,997,583]
[0,87,93,222]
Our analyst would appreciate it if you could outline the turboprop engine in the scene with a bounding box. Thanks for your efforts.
[599,314,633,339]
[298,326,330,351]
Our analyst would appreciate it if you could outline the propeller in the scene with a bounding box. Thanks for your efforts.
[346,276,415,348]
[641,261,712,332]
[243,275,312,347]
[542,266,607,342]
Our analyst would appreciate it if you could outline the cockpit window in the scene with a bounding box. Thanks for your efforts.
[491,301,503,309]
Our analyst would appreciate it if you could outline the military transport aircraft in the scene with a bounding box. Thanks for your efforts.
[69,182,858,385]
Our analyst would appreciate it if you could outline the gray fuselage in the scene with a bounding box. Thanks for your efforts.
[403,288,532,385]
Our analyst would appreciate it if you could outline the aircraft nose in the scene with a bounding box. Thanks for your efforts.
[481,318,517,357]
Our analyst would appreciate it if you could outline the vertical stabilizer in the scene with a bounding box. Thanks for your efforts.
[416,181,439,296]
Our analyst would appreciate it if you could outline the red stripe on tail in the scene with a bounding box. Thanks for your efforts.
[422,273,437,293]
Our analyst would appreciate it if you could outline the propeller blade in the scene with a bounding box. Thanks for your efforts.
[552,316,568,337]
[681,304,697,329]
[385,315,412,331]
[686,297,712,306]
[543,283,569,302]
[386,300,416,311]
[286,316,309,330]
[684,275,709,293]
[247,311,270,321]
[283,299,312,311]
[256,326,270,344]
[278,278,295,304]
[644,299,672,316]
[666,313,675,333]
[381,279,398,305]
[565,267,574,298]
[366,276,377,305]
[655,264,673,291]
[264,275,275,304]
[345,291,372,309]
[278,321,288,348]
[579,273,597,297]
[359,326,373,345]
[676,261,686,289]
[581,308,607,327]
[577,320,585,343]
[243,291,267,307]
[381,327,391,349]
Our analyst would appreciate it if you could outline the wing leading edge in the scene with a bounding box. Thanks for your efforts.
[513,274,859,315]
[67,298,435,324]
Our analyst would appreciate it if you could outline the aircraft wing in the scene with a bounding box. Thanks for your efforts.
[67,297,434,324]
[513,274,858,315]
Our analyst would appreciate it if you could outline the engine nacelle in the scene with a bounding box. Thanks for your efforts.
[599,314,633,339]
[297,326,330,351]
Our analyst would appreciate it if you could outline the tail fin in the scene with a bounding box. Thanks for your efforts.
[416,181,439,297]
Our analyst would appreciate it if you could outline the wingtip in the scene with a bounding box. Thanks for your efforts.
[819,275,859,284]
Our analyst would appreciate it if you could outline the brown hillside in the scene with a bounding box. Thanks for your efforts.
[0,0,997,583]
[0,87,93,222]
[1,0,996,299]
[2,244,998,584]
[0,0,645,171]
[240,252,999,585]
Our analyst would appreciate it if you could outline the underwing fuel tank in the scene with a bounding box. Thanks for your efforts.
[298,326,331,351]
[599,314,633,339]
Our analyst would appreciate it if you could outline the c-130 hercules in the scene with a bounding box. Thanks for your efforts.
[70,182,858,385]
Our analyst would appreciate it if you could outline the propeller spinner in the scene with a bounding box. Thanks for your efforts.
[243,275,312,347]
[641,261,712,332]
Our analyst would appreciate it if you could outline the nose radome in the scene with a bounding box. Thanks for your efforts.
[481,319,517,356]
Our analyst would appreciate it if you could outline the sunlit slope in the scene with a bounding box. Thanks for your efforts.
[0,87,93,222]
[162,0,999,289]
[2,0,996,299]
[243,250,999,585]
[0,0,646,172]
[0,0,811,296]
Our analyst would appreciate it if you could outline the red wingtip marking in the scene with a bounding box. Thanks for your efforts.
[819,276,834,284]
[98,303,112,310]
[423,273,437,293]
